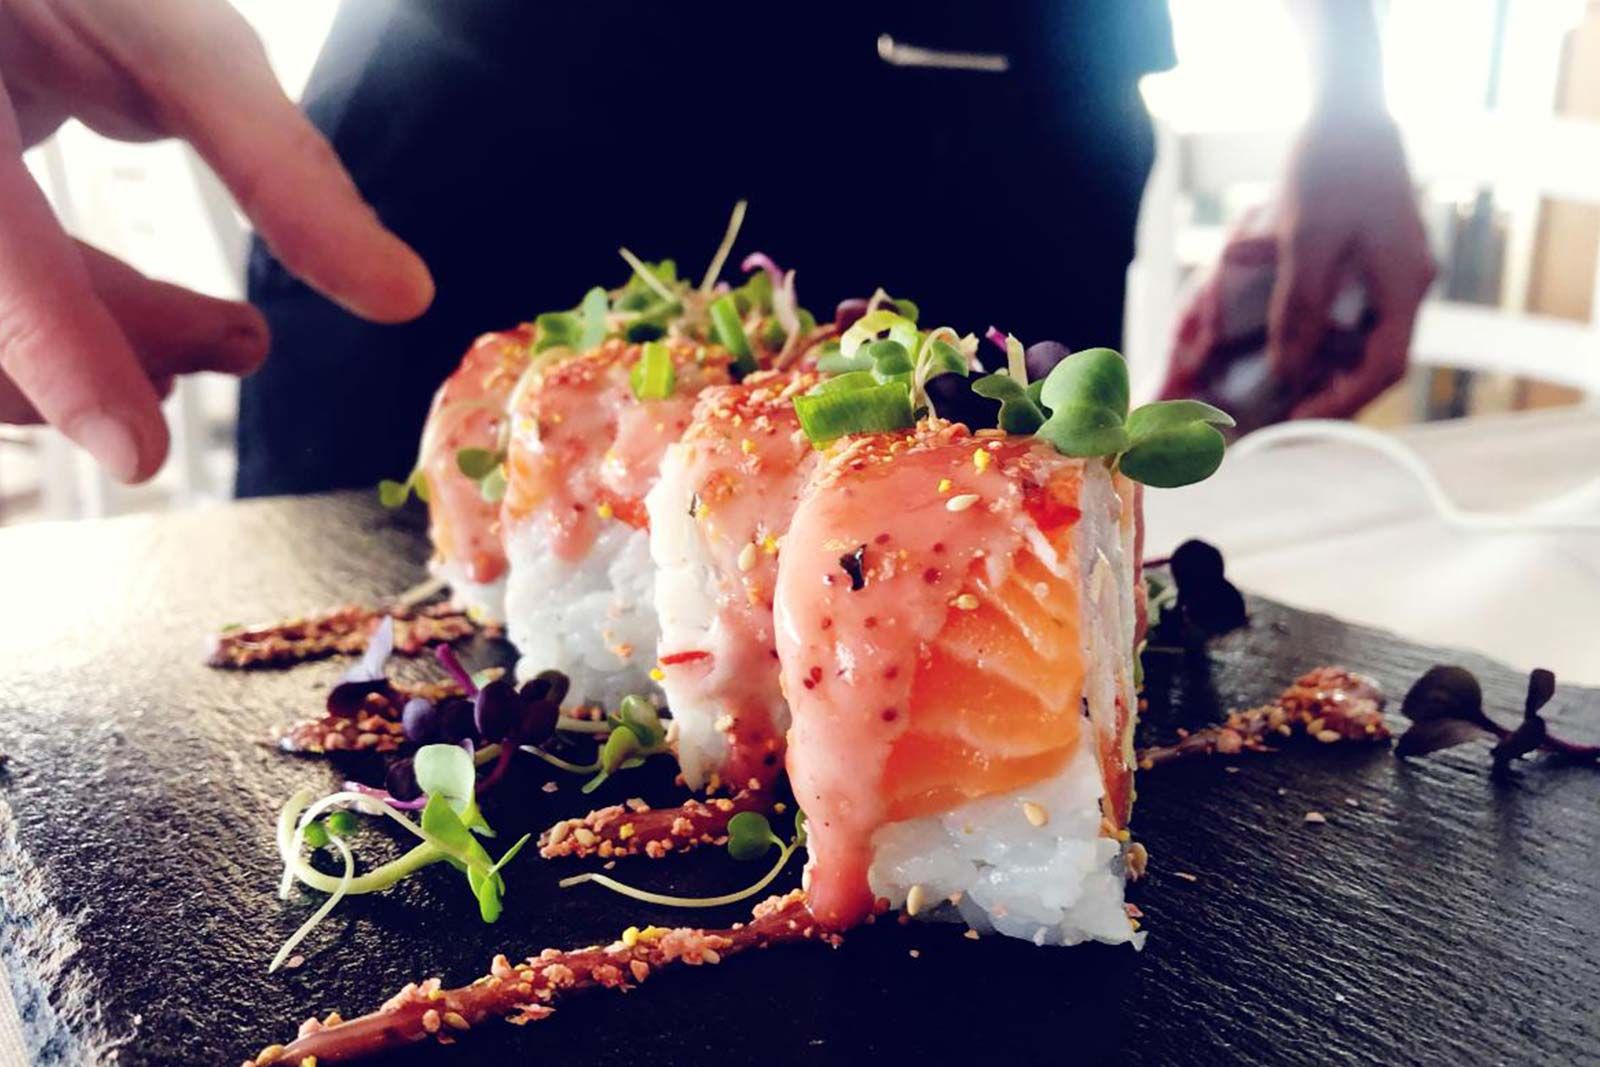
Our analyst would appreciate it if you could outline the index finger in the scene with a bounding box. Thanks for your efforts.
[95,1,434,323]
[0,79,167,480]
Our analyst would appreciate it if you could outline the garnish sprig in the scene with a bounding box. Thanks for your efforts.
[1397,666,1600,769]
[795,305,978,444]
[1021,347,1234,488]
[558,810,807,909]
[271,742,533,971]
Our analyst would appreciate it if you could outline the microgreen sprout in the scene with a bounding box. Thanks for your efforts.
[1396,665,1599,770]
[576,695,672,793]
[270,761,533,971]
[558,809,808,909]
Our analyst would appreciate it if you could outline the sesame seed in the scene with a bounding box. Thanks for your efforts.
[622,926,640,947]
[946,493,980,512]
[738,543,758,572]
[442,1012,470,1031]
[909,949,921,958]
[574,828,598,847]
[1021,801,1049,827]
[964,928,981,940]
[1316,729,1341,743]
[1304,811,1327,824]
[906,884,928,917]
[952,593,979,611]
[1173,871,1198,882]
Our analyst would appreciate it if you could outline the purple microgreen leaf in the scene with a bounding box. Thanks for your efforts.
[1491,715,1548,772]
[1396,718,1494,758]
[740,251,783,282]
[345,616,394,685]
[1400,666,1498,732]
[1525,668,1556,720]
[434,643,478,696]
[326,617,396,716]
[1164,539,1247,637]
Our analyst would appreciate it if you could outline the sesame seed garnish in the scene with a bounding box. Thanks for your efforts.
[1021,801,1049,827]
[1344,797,1361,808]
[1316,729,1341,743]
[1173,871,1198,882]
[1304,811,1327,824]
[909,949,921,958]
[946,493,980,512]
[964,928,981,940]
[952,593,979,611]
[737,543,758,572]
[906,884,928,917]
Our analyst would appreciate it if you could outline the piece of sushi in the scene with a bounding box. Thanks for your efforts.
[776,418,1142,945]
[646,369,822,791]
[418,326,531,623]
[500,338,735,708]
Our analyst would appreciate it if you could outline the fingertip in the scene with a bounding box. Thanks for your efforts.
[217,304,271,374]
[66,406,170,484]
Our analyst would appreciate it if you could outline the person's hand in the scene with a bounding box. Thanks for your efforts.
[0,0,434,482]
[1268,113,1435,419]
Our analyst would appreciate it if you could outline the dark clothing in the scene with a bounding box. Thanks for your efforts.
[237,1,1172,497]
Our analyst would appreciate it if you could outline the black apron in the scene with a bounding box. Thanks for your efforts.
[237,0,1174,496]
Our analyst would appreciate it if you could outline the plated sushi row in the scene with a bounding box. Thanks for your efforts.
[392,232,1233,946]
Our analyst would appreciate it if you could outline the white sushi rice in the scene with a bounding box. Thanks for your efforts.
[865,743,1141,948]
[428,557,507,626]
[645,444,727,787]
[502,520,660,710]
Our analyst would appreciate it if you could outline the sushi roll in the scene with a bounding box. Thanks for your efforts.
[776,418,1143,945]
[500,338,736,708]
[646,369,822,791]
[416,326,532,623]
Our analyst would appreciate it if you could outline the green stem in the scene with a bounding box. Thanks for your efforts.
[521,745,601,775]
[558,840,801,909]
[557,717,613,735]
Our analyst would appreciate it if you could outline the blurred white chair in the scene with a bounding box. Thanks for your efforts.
[1126,112,1600,403]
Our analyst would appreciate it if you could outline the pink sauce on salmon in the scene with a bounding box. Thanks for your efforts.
[502,340,733,561]
[422,327,531,583]
[776,421,1122,930]
[656,370,821,788]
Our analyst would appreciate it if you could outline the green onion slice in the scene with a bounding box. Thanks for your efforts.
[794,380,915,445]
[630,341,677,400]
[709,294,757,375]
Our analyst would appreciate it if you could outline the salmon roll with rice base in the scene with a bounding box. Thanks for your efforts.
[415,326,532,623]
[500,338,734,708]
[777,418,1142,945]
[646,369,822,790]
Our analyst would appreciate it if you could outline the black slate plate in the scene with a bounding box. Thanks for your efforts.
[1,493,1596,1066]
